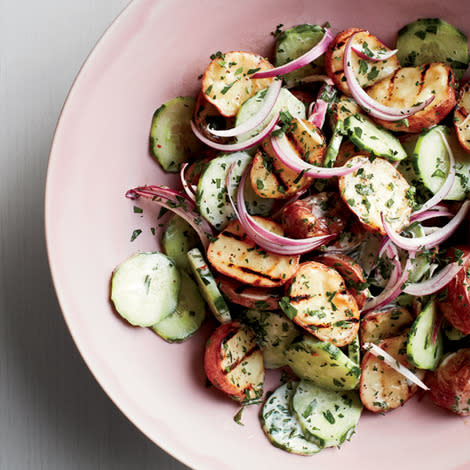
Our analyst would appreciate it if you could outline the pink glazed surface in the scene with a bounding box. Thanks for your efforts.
[45,0,470,468]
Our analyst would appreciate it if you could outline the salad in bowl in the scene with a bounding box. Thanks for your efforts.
[110,17,470,456]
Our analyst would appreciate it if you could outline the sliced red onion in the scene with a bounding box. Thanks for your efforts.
[410,208,453,223]
[190,112,279,152]
[382,200,470,250]
[351,44,398,62]
[364,245,406,312]
[343,32,434,121]
[125,186,214,250]
[207,80,282,138]
[363,342,429,391]
[253,29,334,79]
[180,163,197,202]
[308,99,328,128]
[270,122,364,178]
[226,164,335,255]
[285,74,333,89]
[368,235,389,273]
[403,256,469,296]
[412,130,456,215]
[377,237,392,260]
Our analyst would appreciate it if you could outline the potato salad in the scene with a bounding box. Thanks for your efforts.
[110,18,470,456]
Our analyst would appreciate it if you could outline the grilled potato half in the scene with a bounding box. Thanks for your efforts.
[204,321,264,402]
[339,156,412,234]
[285,261,360,347]
[325,28,400,96]
[207,217,299,287]
[202,51,274,117]
[367,63,456,133]
[250,120,326,199]
[360,332,425,412]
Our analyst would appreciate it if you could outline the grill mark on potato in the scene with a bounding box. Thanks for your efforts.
[301,317,360,326]
[220,230,248,243]
[418,63,431,95]
[334,30,355,51]
[222,345,259,375]
[259,150,289,191]
[289,294,312,303]
[457,108,468,119]
[234,265,280,281]
[387,68,399,101]
[220,329,239,361]
[285,132,305,159]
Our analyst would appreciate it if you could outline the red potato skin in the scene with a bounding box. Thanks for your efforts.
[438,247,470,335]
[216,275,280,310]
[314,253,369,309]
[204,322,245,400]
[279,192,350,239]
[427,349,470,416]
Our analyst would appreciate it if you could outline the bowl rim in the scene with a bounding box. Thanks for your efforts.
[44,0,194,468]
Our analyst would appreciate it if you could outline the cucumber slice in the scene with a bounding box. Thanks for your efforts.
[345,114,407,161]
[407,300,443,370]
[397,135,433,207]
[235,88,306,142]
[149,96,202,172]
[413,126,470,201]
[348,335,360,366]
[402,222,432,283]
[324,120,344,167]
[275,24,326,84]
[397,18,469,80]
[284,337,361,391]
[244,310,299,369]
[187,248,231,323]
[442,319,467,341]
[151,271,205,342]
[292,380,362,448]
[111,252,180,327]
[162,215,199,271]
[196,152,273,230]
[260,381,322,455]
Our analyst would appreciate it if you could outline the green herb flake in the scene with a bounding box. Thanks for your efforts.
[130,229,142,242]
[323,409,336,424]
[279,297,297,320]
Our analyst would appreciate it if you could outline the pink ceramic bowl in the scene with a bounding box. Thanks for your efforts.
[45,0,470,468]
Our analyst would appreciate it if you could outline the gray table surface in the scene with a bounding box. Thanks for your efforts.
[0,1,189,468]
